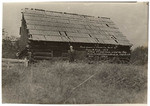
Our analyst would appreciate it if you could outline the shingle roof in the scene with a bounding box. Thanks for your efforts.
[22,8,132,46]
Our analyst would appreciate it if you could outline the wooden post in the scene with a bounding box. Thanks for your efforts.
[28,52,32,63]
[24,58,28,67]
[7,61,10,70]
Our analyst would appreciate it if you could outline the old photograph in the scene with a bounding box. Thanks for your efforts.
[2,2,148,104]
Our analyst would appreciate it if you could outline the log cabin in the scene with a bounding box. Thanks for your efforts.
[18,8,132,63]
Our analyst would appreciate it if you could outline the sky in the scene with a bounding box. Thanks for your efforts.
[2,2,148,49]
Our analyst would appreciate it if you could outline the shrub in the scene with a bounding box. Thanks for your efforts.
[2,36,19,59]
[96,64,147,92]
[130,46,148,65]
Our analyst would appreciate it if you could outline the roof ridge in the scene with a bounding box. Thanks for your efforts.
[22,8,110,19]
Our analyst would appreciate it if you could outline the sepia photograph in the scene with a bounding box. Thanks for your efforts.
[2,2,148,104]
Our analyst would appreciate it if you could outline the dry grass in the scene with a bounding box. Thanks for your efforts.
[2,61,147,104]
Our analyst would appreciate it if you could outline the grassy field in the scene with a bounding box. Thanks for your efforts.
[2,61,147,104]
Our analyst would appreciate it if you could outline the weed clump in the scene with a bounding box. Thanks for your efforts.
[97,64,147,92]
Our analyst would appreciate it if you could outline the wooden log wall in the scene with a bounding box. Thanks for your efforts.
[28,41,69,61]
[25,41,131,63]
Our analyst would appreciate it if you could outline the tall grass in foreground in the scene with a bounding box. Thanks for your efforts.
[2,61,147,104]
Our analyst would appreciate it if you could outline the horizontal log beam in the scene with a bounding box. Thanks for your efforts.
[33,56,68,60]
[2,58,28,63]
[33,52,53,56]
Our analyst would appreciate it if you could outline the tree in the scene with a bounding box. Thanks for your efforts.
[2,29,20,59]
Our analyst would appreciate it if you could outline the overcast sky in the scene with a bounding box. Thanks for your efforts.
[3,2,148,49]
